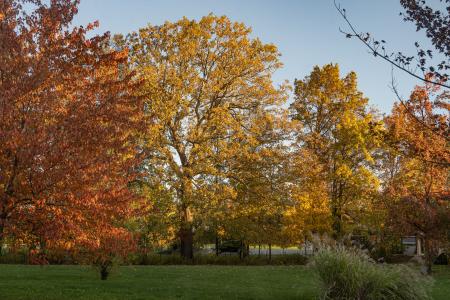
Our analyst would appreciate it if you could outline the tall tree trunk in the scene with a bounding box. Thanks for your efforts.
[178,176,194,260]
[179,205,194,260]
[180,225,193,260]
[179,207,193,259]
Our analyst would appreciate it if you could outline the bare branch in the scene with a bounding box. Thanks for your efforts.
[334,0,449,89]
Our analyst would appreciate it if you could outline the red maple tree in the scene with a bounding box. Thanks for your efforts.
[0,0,142,259]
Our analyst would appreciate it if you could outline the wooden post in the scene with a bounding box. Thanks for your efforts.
[416,236,423,256]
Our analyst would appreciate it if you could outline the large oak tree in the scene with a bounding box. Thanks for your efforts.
[126,15,286,258]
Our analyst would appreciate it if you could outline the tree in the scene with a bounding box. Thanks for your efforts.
[291,64,383,239]
[283,147,332,244]
[336,0,449,271]
[384,81,449,274]
[126,15,286,258]
[0,0,142,256]
[83,227,136,280]
[213,111,291,252]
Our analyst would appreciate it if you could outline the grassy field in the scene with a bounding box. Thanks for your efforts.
[0,264,448,299]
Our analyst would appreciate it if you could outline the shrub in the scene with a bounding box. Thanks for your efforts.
[81,228,136,280]
[0,249,28,264]
[312,247,432,300]
[133,253,308,266]
[434,253,448,265]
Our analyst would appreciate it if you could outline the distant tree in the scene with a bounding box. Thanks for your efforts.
[0,0,142,256]
[291,64,383,239]
[125,15,286,259]
[130,180,178,253]
[283,146,332,244]
[216,113,291,250]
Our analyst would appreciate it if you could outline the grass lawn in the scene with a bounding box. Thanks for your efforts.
[0,264,448,299]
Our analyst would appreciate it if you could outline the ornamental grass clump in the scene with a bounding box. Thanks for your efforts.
[312,247,432,300]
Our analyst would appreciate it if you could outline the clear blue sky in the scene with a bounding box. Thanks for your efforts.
[73,0,432,113]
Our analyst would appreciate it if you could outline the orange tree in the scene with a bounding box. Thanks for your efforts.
[0,0,143,259]
[384,80,449,274]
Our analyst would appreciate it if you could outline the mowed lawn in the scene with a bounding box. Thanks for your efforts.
[0,264,448,300]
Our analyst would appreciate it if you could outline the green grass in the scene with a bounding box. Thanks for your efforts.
[0,264,448,299]
[432,266,450,300]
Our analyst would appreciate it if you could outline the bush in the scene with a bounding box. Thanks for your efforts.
[133,253,308,266]
[312,247,432,300]
[434,253,448,265]
[45,248,76,265]
[385,254,413,264]
[0,250,28,264]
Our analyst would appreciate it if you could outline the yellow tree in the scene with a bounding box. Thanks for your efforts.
[216,110,291,251]
[291,64,383,239]
[283,147,332,245]
[126,15,286,258]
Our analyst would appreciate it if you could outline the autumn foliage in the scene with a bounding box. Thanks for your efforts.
[0,0,142,260]
[384,80,449,273]
[0,0,448,278]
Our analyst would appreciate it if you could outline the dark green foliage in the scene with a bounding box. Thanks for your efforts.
[434,253,448,265]
[134,253,308,266]
[0,251,28,264]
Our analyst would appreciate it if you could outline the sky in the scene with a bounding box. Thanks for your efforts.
[72,0,433,114]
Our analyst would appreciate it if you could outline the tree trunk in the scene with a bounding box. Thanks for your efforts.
[423,238,436,275]
[0,212,8,256]
[215,234,219,256]
[100,264,110,280]
[180,224,193,260]
[0,205,7,255]
[239,240,243,260]
[179,177,194,260]
[268,243,272,261]
[331,205,342,240]
[0,222,4,255]
[426,258,433,275]
[239,241,249,259]
[331,177,344,240]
